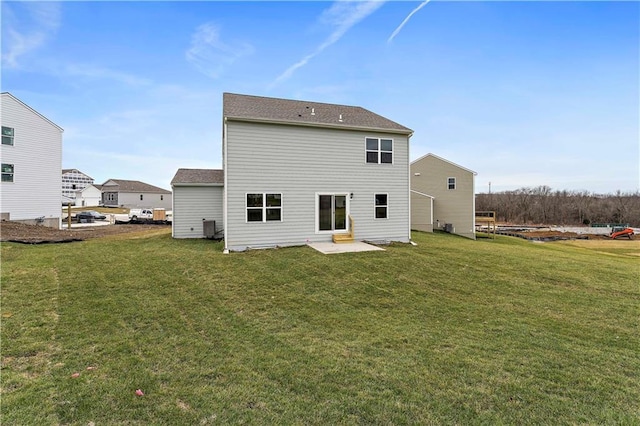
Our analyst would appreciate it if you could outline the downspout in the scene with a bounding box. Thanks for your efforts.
[430,196,434,228]
[472,173,477,240]
[223,118,229,254]
[171,184,175,238]
[407,131,413,243]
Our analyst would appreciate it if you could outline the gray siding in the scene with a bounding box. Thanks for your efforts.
[411,155,475,239]
[0,94,62,227]
[411,191,433,233]
[173,186,223,238]
[108,192,173,209]
[225,121,410,250]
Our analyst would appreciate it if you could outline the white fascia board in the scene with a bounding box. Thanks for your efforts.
[225,116,413,137]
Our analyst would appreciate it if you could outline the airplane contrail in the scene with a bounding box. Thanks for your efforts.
[388,0,430,44]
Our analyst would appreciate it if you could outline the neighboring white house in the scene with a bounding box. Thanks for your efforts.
[1,92,63,228]
[62,168,94,201]
[101,179,172,209]
[171,169,223,238]
[221,93,414,251]
[411,153,477,239]
[75,184,102,207]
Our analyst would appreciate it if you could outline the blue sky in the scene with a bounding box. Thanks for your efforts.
[2,1,638,194]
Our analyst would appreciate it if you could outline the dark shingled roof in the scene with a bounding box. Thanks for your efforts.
[223,93,412,134]
[171,169,224,185]
[101,179,171,194]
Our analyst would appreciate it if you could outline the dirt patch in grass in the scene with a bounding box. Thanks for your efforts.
[502,230,620,241]
[0,221,170,244]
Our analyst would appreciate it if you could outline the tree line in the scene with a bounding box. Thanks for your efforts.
[475,187,640,227]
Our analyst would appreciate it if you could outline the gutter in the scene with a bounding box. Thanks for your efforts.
[225,116,413,136]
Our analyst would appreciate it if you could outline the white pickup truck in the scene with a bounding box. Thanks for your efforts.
[128,208,172,223]
[129,208,154,222]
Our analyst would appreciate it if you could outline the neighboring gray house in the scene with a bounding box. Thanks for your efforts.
[411,153,477,239]
[1,92,63,227]
[101,179,172,209]
[171,169,223,239]
[222,93,413,251]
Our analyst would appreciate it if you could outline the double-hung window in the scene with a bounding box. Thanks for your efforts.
[2,127,14,146]
[1,163,14,182]
[447,177,456,190]
[375,193,388,219]
[366,138,393,164]
[247,193,282,222]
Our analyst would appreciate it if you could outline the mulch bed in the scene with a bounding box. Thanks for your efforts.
[0,221,170,244]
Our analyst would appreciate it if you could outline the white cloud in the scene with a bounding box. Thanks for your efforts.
[185,22,254,79]
[388,0,430,43]
[1,2,61,68]
[270,0,386,89]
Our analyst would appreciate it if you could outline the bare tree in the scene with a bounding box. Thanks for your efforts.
[475,188,639,226]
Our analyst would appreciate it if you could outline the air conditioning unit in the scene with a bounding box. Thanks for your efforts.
[203,220,216,239]
[444,223,454,233]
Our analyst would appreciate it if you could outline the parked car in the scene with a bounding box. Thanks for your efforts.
[76,210,106,222]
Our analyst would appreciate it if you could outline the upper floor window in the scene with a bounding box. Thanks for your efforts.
[2,163,14,182]
[140,194,144,201]
[448,177,456,190]
[160,195,164,201]
[2,127,14,146]
[247,193,282,222]
[375,193,388,219]
[366,138,393,164]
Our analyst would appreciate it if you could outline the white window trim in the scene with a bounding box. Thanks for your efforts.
[374,193,389,220]
[2,126,14,146]
[315,192,350,234]
[365,137,394,165]
[447,177,456,190]
[245,193,283,223]
[1,163,14,183]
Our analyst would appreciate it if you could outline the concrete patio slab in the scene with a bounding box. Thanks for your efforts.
[308,241,385,254]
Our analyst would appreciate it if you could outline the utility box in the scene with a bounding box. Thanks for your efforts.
[203,220,216,239]
[444,223,454,233]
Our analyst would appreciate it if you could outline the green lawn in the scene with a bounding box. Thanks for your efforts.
[2,231,638,424]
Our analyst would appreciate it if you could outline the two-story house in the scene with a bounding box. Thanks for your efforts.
[1,92,63,227]
[221,93,413,252]
[411,153,477,239]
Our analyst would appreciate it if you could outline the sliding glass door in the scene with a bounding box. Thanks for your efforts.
[318,194,347,232]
